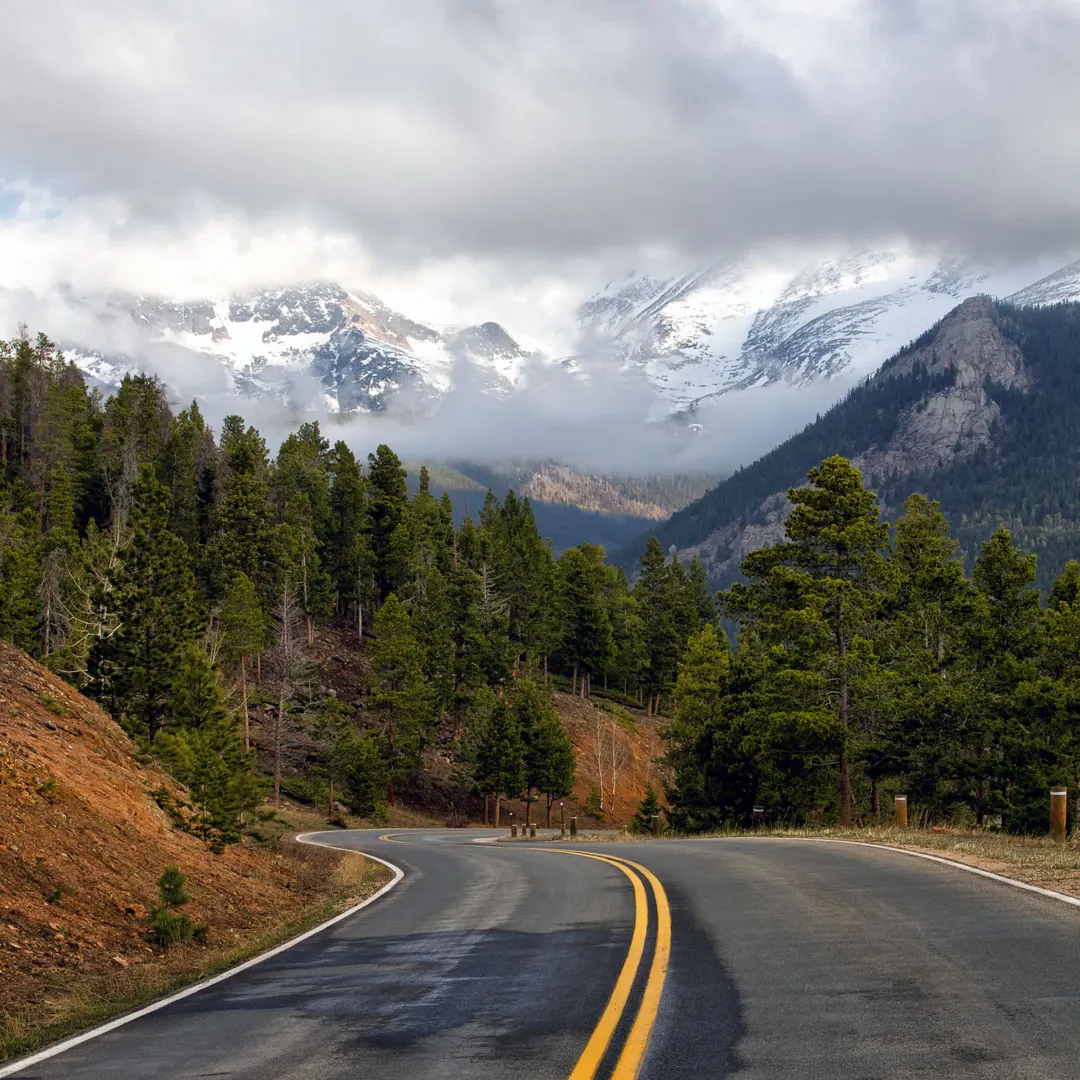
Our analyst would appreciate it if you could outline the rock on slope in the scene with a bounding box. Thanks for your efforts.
[0,642,354,1025]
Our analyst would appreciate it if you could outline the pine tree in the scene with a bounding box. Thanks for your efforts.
[513,677,575,827]
[630,784,663,834]
[369,593,435,804]
[557,543,614,697]
[474,697,525,826]
[148,866,199,949]
[336,730,387,818]
[219,572,266,751]
[93,464,200,741]
[725,456,889,826]
[327,441,371,634]
[367,445,411,601]
[155,645,258,850]
[661,623,759,830]
[635,538,682,713]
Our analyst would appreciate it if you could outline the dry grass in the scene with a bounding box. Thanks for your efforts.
[1,846,390,1065]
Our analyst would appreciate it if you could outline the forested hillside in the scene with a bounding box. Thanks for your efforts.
[624,299,1080,592]
[665,456,1080,834]
[0,332,718,839]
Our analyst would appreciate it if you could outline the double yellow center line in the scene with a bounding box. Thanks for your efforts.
[550,849,672,1080]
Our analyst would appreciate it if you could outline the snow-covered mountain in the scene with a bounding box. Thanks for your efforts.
[50,281,533,414]
[15,249,1080,436]
[576,249,1080,414]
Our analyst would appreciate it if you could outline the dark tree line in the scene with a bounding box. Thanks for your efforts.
[0,335,725,843]
[629,300,1080,594]
[663,455,1080,834]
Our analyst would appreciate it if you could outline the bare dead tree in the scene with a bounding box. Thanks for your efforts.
[269,579,307,807]
[607,718,630,821]
[593,708,606,814]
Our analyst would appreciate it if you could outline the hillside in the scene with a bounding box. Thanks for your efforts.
[620,298,1080,591]
[0,642,384,1051]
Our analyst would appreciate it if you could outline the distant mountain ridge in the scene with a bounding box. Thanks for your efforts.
[49,281,534,415]
[619,297,1080,592]
[576,249,1080,414]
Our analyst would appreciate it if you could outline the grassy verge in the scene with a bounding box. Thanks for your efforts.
[0,835,392,1066]
[565,824,1080,898]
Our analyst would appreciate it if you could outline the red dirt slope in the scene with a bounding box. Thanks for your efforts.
[0,643,351,1021]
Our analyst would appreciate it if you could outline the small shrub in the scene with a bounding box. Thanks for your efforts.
[584,787,603,818]
[36,777,57,798]
[44,887,64,905]
[41,695,69,717]
[147,866,205,950]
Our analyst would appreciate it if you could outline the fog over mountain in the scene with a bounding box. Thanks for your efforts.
[4,1,1080,475]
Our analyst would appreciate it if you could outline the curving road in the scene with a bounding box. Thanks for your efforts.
[9,832,1080,1078]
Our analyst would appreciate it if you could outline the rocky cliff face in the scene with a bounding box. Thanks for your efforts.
[676,297,1032,583]
[578,250,1078,415]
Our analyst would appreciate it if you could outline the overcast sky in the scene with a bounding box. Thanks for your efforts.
[2,0,1080,334]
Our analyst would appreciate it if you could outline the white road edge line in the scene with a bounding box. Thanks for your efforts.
[0,834,404,1078]
[760,836,1080,909]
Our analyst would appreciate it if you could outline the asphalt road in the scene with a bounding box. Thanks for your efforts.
[11,832,1080,1079]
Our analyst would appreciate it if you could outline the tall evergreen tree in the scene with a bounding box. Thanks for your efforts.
[369,593,435,803]
[513,677,576,827]
[92,464,199,740]
[474,697,525,826]
[724,456,889,825]
[367,445,411,601]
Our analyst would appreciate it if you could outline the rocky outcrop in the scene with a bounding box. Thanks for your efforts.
[681,297,1031,583]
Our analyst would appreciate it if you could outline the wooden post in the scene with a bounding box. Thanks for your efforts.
[894,794,908,828]
[560,801,566,838]
[511,823,517,838]
[569,816,578,837]
[529,823,536,839]
[1051,787,1068,841]
[651,814,661,838]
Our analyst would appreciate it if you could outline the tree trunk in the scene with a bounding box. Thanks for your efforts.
[546,794,553,829]
[274,696,284,808]
[525,789,532,828]
[256,652,261,684]
[358,603,363,643]
[572,664,577,696]
[544,654,548,685]
[873,779,881,825]
[838,625,852,827]
[495,794,501,827]
[306,614,313,648]
[240,655,250,752]
[328,776,334,820]
[483,794,489,826]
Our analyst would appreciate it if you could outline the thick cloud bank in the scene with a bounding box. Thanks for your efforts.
[3,0,1080,268]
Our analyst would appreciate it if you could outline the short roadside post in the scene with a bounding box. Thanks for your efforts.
[560,801,566,838]
[529,823,536,839]
[651,814,662,838]
[510,813,516,838]
[1051,787,1068,841]
[894,795,908,829]
[751,807,765,832]
[570,815,578,837]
